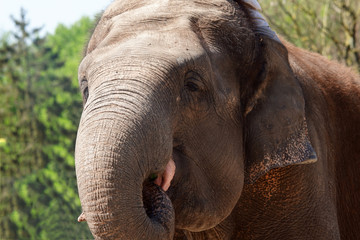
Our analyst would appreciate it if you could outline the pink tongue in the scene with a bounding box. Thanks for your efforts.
[154,159,176,191]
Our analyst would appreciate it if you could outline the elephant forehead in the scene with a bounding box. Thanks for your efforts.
[99,26,204,55]
[101,0,233,25]
[86,0,247,55]
[80,30,212,81]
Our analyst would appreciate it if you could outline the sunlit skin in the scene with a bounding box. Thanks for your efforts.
[75,0,360,239]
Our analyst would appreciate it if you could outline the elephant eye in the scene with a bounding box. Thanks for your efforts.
[80,77,89,104]
[83,87,89,101]
[184,71,204,93]
[185,81,199,92]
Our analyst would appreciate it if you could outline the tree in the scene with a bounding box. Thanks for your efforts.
[262,0,360,72]
[0,10,94,239]
[0,9,48,238]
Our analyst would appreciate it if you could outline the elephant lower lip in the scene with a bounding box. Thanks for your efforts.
[154,158,176,191]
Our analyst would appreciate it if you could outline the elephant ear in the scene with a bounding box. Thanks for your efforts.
[244,37,317,184]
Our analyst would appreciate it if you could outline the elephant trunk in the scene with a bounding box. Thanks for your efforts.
[75,72,175,239]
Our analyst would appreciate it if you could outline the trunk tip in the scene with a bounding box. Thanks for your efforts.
[78,212,86,222]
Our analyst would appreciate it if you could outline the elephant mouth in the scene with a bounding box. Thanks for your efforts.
[152,158,176,192]
[141,156,177,234]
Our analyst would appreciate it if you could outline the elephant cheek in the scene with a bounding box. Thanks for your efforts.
[169,149,244,232]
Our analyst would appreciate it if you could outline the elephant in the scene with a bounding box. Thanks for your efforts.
[74,0,360,239]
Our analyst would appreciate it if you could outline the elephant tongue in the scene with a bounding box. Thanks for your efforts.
[154,159,176,192]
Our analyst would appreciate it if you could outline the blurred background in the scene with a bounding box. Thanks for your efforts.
[0,0,359,239]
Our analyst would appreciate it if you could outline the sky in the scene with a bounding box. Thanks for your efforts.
[0,0,113,35]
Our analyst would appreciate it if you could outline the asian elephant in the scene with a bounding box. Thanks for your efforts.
[75,0,360,239]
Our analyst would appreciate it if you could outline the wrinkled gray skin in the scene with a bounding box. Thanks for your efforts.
[75,0,360,239]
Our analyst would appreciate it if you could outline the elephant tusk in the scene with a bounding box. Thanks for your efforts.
[154,159,176,192]
[77,212,86,222]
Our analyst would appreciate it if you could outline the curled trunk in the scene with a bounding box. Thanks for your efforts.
[75,78,175,239]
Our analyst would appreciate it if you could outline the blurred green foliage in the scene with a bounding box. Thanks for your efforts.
[0,2,359,239]
[0,9,93,239]
[262,0,360,72]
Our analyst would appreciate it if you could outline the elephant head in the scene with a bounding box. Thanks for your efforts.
[75,0,317,239]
